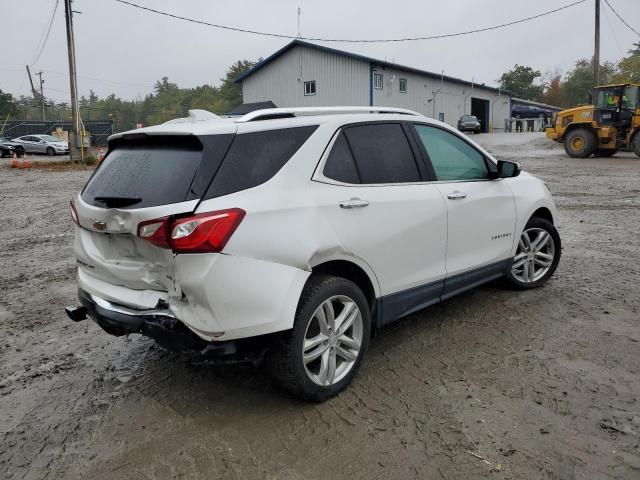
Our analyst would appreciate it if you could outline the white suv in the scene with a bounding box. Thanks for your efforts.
[66,107,561,401]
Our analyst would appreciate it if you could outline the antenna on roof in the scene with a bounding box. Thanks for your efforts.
[297,6,302,39]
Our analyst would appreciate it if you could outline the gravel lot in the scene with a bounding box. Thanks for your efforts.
[1,133,639,479]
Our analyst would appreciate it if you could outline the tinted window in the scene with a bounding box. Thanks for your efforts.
[205,126,317,199]
[344,123,420,184]
[82,136,203,209]
[323,132,360,184]
[414,125,488,181]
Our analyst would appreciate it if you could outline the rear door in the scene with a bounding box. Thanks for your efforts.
[20,136,38,153]
[312,122,447,319]
[73,130,235,297]
[412,124,516,280]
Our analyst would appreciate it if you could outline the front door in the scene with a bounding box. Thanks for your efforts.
[412,124,516,278]
[312,123,448,319]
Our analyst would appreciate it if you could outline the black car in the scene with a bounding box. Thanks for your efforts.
[457,115,482,133]
[511,105,551,120]
[0,137,25,157]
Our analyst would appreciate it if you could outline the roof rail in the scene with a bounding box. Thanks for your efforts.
[236,106,422,122]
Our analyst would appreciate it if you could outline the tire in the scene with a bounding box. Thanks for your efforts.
[46,147,55,156]
[267,275,371,402]
[563,128,596,158]
[632,133,640,158]
[596,149,618,157]
[505,217,561,290]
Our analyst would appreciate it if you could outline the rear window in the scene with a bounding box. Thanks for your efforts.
[204,126,317,199]
[82,136,203,209]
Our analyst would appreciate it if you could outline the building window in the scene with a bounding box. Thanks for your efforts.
[374,73,384,90]
[304,80,316,96]
[438,112,445,122]
[399,78,407,93]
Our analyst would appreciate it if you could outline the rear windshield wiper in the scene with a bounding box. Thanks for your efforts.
[94,196,142,208]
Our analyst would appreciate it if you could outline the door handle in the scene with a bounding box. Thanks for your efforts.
[339,198,369,209]
[446,191,467,200]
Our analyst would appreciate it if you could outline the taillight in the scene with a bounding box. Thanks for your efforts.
[137,209,245,253]
[170,209,245,253]
[70,200,79,225]
[137,217,170,248]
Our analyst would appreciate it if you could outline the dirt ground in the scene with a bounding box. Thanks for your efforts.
[1,133,639,479]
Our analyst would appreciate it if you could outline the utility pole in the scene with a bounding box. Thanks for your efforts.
[593,0,600,101]
[36,71,45,121]
[64,0,80,161]
[25,65,39,102]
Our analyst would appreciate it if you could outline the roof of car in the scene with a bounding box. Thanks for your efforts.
[109,107,440,140]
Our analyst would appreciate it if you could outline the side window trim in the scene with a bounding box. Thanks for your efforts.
[410,122,497,182]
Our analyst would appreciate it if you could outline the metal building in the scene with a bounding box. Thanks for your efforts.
[235,40,512,132]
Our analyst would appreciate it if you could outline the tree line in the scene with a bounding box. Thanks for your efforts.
[0,60,256,133]
[499,41,640,107]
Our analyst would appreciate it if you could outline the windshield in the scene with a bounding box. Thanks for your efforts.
[596,87,623,109]
[39,135,62,142]
[622,86,639,110]
[461,116,477,121]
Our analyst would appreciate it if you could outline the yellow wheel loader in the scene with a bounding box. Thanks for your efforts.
[546,84,640,158]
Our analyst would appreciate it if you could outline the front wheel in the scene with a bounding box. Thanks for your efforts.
[564,128,596,158]
[46,147,55,156]
[505,217,561,289]
[268,275,370,402]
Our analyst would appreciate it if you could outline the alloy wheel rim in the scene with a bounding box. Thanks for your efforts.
[302,295,363,387]
[511,227,555,283]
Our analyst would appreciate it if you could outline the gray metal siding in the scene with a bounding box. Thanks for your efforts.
[242,46,369,107]
[372,66,510,130]
[241,45,511,131]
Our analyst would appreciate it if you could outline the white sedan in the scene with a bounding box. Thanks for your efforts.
[11,134,69,155]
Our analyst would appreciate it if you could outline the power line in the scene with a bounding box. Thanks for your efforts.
[30,0,59,66]
[113,0,587,43]
[602,5,624,57]
[41,69,154,89]
[603,0,640,37]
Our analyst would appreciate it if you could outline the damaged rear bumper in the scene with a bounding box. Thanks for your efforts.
[67,289,270,362]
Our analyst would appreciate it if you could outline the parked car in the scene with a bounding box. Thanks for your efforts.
[11,134,69,155]
[511,104,550,120]
[457,115,482,133]
[0,136,25,157]
[65,107,561,401]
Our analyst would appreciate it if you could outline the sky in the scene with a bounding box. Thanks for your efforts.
[1,0,639,103]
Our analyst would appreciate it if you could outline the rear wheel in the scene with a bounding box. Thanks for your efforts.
[268,275,370,402]
[596,149,618,157]
[505,217,561,290]
[564,128,596,158]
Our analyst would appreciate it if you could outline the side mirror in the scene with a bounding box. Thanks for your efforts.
[496,160,521,178]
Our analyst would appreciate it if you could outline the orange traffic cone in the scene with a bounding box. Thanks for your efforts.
[10,151,19,168]
[21,152,31,169]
